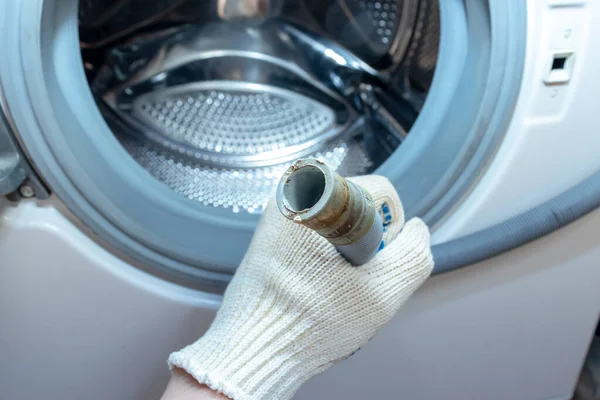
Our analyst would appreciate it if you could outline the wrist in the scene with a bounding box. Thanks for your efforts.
[161,368,231,400]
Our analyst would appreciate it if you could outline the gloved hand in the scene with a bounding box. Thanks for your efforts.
[168,175,434,400]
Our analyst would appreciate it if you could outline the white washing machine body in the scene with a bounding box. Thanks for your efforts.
[2,1,600,399]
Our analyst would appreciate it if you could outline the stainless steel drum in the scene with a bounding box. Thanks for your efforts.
[81,0,439,213]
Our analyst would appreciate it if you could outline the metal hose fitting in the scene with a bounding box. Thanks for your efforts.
[276,159,383,265]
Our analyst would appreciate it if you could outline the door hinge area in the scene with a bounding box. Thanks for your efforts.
[0,150,27,195]
[1,109,49,200]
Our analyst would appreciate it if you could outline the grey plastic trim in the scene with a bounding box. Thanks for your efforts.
[0,102,50,199]
[432,168,600,275]
[0,119,27,195]
[0,91,29,195]
[0,0,525,287]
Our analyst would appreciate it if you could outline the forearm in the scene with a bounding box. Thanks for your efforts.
[161,369,230,400]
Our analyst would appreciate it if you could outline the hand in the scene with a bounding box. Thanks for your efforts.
[168,175,434,400]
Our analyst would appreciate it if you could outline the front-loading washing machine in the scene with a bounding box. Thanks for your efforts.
[1,0,600,399]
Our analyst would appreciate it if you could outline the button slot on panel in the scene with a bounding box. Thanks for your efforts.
[545,51,575,84]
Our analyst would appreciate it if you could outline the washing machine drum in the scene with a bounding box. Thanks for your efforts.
[0,0,525,287]
[81,0,438,214]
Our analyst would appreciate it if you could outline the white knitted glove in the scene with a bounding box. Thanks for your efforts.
[168,175,434,400]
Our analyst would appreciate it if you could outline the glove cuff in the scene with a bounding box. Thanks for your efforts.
[167,303,315,400]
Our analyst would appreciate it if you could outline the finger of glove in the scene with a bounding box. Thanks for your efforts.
[363,218,434,313]
[347,175,405,245]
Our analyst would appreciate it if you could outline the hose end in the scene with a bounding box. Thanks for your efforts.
[276,159,383,265]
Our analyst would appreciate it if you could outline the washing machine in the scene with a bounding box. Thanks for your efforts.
[1,0,600,399]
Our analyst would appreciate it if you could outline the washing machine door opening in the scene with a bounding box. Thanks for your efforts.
[81,0,438,215]
[0,0,525,288]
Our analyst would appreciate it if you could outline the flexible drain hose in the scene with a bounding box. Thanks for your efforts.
[276,159,383,265]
